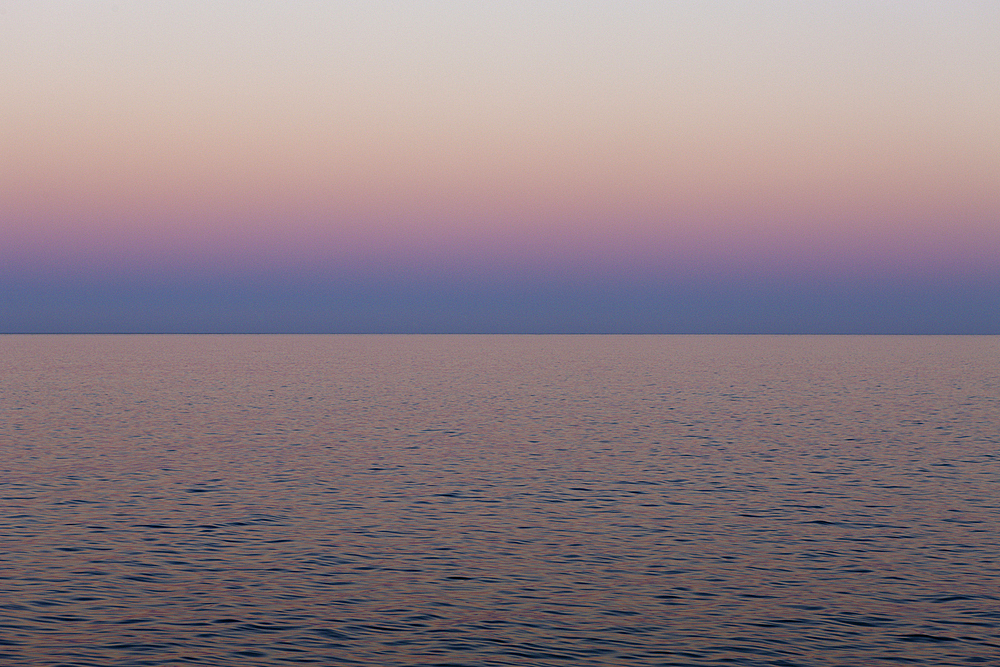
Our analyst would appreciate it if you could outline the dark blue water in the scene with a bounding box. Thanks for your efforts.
[1,335,997,665]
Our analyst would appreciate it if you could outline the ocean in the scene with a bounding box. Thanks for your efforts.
[1,334,997,666]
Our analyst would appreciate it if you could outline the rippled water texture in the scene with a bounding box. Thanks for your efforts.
[1,335,998,666]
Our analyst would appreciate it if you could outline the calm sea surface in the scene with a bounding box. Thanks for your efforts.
[0,335,998,666]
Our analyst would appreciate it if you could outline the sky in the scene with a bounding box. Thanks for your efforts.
[2,0,998,333]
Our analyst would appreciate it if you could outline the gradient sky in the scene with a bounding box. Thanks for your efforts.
[2,0,998,333]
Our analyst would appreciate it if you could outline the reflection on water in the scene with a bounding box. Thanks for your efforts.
[0,334,998,665]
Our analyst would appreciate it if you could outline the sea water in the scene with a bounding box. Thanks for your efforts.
[0,334,997,666]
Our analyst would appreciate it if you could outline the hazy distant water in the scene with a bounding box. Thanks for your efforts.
[1,334,998,666]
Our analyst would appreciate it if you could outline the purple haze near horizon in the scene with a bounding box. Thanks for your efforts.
[2,1,998,332]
